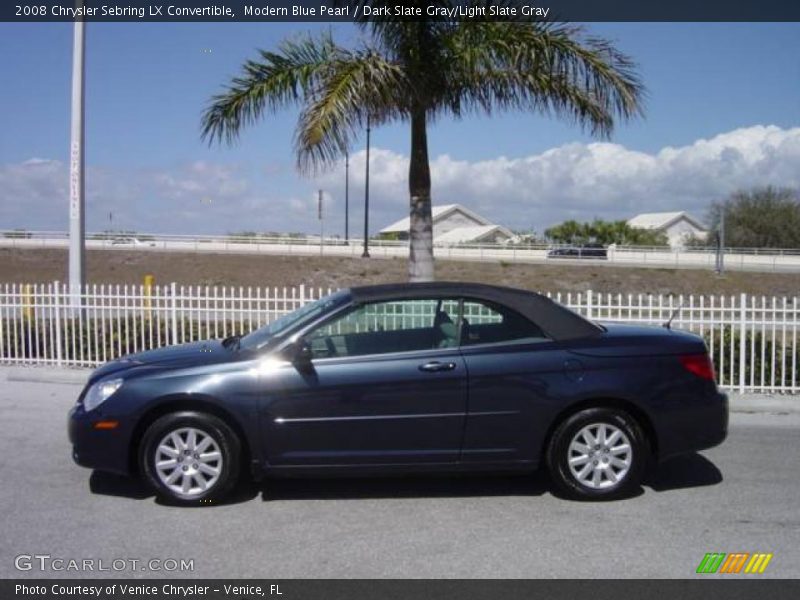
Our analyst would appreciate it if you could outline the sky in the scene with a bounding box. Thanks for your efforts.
[0,21,799,237]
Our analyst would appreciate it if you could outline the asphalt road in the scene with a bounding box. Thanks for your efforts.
[1,377,799,579]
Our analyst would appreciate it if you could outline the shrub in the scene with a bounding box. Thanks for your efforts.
[703,326,799,388]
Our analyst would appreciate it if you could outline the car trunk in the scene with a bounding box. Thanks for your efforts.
[567,322,708,358]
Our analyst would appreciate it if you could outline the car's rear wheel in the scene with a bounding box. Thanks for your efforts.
[547,407,647,500]
[140,412,240,505]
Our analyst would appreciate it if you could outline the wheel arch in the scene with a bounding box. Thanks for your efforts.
[542,396,659,462]
[128,394,252,476]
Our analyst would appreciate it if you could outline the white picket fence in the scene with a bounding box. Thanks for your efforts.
[1,282,798,394]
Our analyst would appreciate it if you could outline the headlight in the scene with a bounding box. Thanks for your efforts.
[83,378,123,412]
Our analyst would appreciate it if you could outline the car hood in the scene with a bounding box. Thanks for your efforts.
[88,339,236,384]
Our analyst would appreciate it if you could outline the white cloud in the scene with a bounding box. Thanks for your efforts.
[325,125,800,233]
[0,159,69,230]
[2,125,799,235]
[154,161,249,201]
[0,160,315,234]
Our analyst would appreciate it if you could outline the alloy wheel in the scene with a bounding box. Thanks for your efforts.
[567,422,633,489]
[154,427,223,499]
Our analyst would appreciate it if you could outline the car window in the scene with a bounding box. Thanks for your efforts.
[305,298,460,359]
[239,290,349,351]
[460,300,548,346]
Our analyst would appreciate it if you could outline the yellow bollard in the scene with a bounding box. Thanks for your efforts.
[143,274,155,320]
[22,284,33,320]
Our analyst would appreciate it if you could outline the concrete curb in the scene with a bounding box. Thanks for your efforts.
[729,395,800,415]
[3,366,90,385]
[1,366,799,414]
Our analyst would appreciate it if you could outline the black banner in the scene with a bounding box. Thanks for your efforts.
[4,580,800,600]
[4,0,800,23]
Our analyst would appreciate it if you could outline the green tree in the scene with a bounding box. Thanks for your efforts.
[705,186,800,248]
[201,2,644,281]
[544,220,584,244]
[545,219,667,246]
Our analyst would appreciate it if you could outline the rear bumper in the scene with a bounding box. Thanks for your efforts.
[656,390,728,462]
[692,391,728,450]
[68,404,134,476]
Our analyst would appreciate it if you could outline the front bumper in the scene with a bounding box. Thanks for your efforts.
[68,403,134,475]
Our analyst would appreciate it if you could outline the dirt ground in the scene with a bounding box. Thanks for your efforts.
[1,247,799,296]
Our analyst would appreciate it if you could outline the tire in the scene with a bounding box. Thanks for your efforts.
[140,411,241,505]
[546,407,648,500]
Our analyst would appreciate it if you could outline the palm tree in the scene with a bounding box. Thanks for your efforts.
[201,2,644,282]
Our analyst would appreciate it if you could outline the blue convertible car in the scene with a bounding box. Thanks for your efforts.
[69,282,727,503]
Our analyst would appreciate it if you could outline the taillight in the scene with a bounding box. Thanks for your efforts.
[679,354,716,381]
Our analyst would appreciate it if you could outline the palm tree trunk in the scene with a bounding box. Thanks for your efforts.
[408,108,434,282]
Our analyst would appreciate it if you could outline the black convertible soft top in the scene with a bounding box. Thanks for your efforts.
[347,282,602,341]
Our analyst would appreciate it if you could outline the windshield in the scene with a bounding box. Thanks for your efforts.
[239,290,349,351]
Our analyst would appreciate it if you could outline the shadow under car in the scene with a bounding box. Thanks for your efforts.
[87,452,722,505]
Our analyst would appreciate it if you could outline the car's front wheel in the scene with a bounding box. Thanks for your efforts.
[547,407,647,500]
[140,412,240,505]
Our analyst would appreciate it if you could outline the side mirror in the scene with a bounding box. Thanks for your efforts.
[287,339,313,365]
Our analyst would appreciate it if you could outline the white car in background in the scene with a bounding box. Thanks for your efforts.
[110,237,156,247]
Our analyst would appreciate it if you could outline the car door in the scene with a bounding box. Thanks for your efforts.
[260,298,468,466]
[458,298,573,465]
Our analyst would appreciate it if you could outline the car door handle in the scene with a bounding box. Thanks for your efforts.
[418,361,457,372]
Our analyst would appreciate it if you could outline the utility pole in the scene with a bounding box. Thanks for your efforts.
[344,150,349,245]
[362,115,371,258]
[69,0,86,308]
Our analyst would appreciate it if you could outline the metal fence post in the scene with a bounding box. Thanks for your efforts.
[170,281,178,345]
[54,281,63,366]
[739,293,747,393]
[586,290,593,320]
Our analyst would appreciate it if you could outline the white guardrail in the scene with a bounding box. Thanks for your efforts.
[1,282,798,393]
[3,230,800,272]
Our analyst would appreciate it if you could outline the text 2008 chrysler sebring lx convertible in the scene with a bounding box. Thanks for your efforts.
[69,282,727,504]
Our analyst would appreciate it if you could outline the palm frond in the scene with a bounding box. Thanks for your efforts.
[294,49,408,174]
[200,32,341,145]
[441,19,645,137]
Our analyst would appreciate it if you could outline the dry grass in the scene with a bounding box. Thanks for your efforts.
[1,247,799,297]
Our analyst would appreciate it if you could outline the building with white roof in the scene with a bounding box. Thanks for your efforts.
[379,204,513,245]
[627,211,708,249]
